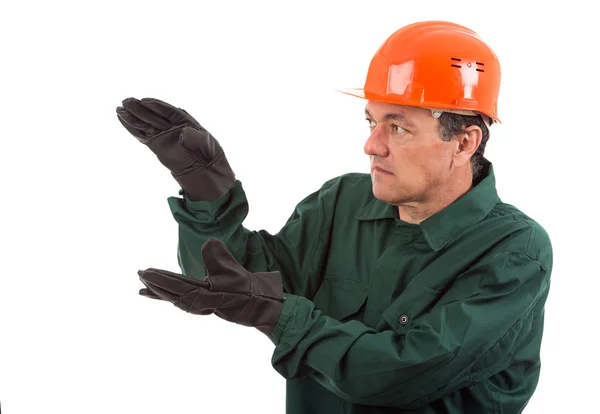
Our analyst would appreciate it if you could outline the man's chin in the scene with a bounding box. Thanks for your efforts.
[371,184,394,203]
[371,180,409,204]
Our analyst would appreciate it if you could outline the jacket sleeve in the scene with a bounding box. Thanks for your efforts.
[267,250,551,409]
[166,179,338,298]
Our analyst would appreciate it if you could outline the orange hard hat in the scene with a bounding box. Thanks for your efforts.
[339,21,502,124]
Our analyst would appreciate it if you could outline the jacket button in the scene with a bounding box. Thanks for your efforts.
[399,314,409,325]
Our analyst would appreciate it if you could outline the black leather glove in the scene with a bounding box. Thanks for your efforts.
[116,97,235,201]
[137,239,285,335]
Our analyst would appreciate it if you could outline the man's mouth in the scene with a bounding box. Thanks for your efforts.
[372,165,394,175]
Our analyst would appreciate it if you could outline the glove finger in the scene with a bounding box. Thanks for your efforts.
[140,98,201,128]
[117,113,148,142]
[117,108,162,136]
[139,279,181,303]
[141,275,221,315]
[138,268,210,295]
[139,287,163,300]
[122,98,173,131]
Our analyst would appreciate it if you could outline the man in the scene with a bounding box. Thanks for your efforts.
[116,21,552,413]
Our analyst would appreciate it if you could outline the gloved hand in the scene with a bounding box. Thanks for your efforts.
[137,239,285,335]
[116,97,235,201]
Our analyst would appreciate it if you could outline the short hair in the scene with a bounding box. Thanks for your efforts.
[437,112,490,184]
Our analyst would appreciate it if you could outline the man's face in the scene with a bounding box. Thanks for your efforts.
[363,101,457,206]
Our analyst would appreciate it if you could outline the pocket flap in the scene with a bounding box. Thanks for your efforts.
[381,283,442,331]
[312,276,368,321]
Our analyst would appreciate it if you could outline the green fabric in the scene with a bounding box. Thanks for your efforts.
[167,158,552,413]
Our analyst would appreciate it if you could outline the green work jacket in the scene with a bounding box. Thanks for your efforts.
[166,158,552,413]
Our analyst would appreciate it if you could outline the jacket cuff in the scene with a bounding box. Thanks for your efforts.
[169,180,243,214]
[268,294,300,345]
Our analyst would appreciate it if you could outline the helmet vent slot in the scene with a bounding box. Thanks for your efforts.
[450,58,485,72]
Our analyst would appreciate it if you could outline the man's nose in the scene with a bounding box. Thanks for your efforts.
[364,127,389,157]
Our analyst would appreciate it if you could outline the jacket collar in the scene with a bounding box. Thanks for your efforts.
[357,158,500,251]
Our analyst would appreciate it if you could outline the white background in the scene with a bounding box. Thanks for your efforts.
[1,0,598,412]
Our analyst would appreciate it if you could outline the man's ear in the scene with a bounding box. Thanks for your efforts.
[454,126,482,167]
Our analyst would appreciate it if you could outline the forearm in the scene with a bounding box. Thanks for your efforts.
[268,295,452,407]
[268,289,542,409]
[168,177,339,297]
[168,180,271,278]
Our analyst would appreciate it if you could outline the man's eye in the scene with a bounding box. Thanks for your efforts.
[366,118,376,129]
[391,124,405,134]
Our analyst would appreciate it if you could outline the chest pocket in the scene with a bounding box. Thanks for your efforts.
[378,282,443,332]
[312,275,369,322]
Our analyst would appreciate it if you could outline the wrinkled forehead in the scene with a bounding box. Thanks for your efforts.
[364,102,431,125]
[365,101,490,127]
